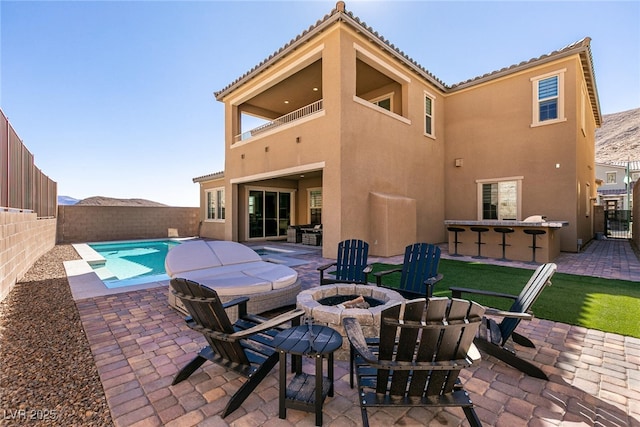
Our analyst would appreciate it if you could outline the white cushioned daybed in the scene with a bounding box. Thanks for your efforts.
[166,240,301,319]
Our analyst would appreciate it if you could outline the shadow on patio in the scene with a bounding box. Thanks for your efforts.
[78,285,639,426]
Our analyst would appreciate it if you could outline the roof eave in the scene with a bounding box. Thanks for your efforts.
[214,11,343,101]
[214,6,447,101]
[450,38,602,126]
[193,171,224,183]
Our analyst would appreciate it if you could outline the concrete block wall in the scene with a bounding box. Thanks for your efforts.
[57,206,200,243]
[0,210,57,302]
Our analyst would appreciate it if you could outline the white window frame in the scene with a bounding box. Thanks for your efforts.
[308,187,322,224]
[606,172,617,184]
[476,176,523,220]
[424,91,435,138]
[205,187,225,222]
[371,93,393,112]
[531,69,566,127]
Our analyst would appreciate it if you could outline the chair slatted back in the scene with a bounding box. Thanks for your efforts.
[399,243,441,297]
[376,298,484,397]
[499,263,557,344]
[335,239,369,283]
[170,278,250,365]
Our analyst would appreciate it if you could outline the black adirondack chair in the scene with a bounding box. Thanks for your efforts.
[318,239,372,285]
[170,278,304,417]
[344,297,485,427]
[374,242,443,298]
[449,262,557,380]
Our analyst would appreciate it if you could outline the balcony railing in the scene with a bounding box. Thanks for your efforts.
[235,99,323,142]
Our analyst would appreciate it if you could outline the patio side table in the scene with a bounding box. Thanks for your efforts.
[273,324,342,426]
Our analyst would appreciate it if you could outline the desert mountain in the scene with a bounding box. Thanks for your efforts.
[595,108,639,163]
[75,196,168,207]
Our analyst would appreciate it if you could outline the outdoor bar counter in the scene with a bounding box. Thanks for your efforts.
[444,219,568,263]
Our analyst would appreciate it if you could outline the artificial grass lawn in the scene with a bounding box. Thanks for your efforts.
[371,259,640,339]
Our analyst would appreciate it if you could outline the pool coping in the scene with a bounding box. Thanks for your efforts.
[64,258,169,301]
[64,238,314,301]
[64,239,196,301]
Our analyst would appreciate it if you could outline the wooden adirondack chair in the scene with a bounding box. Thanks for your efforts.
[374,242,443,298]
[170,278,304,417]
[343,298,485,427]
[449,262,557,380]
[318,239,372,285]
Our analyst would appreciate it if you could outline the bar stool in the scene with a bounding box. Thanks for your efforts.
[470,227,489,259]
[494,227,514,261]
[523,229,546,263]
[447,227,465,256]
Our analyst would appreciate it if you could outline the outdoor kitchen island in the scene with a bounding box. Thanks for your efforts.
[444,219,568,263]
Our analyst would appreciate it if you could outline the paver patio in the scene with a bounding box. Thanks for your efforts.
[76,239,640,426]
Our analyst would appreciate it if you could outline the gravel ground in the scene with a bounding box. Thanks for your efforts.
[0,245,113,426]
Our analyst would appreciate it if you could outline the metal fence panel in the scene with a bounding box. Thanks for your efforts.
[605,210,632,239]
[0,109,57,217]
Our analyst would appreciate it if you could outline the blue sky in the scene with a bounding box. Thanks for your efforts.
[2,1,638,207]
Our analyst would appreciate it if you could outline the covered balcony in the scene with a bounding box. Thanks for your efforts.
[234,59,324,143]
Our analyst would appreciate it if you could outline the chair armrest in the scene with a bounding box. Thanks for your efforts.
[425,273,443,286]
[484,307,534,320]
[317,262,337,272]
[229,308,305,340]
[449,286,518,301]
[363,265,373,274]
[343,317,378,364]
[374,268,403,286]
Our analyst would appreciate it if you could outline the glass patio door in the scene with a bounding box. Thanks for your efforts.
[248,190,292,239]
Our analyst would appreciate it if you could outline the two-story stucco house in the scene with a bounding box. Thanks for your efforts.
[194,2,601,258]
[596,161,639,210]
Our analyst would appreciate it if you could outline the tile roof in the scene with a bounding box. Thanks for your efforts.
[215,2,601,126]
[192,171,224,183]
[611,160,640,171]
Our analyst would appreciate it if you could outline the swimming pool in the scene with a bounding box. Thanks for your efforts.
[88,239,182,288]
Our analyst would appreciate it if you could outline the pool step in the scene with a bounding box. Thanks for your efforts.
[72,244,106,267]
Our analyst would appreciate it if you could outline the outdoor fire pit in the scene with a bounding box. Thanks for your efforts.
[296,284,405,360]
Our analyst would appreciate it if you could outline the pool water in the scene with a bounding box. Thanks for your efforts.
[89,239,181,288]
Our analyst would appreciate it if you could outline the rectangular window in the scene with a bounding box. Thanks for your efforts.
[206,188,225,221]
[309,188,322,225]
[538,76,558,121]
[531,70,565,126]
[477,178,521,220]
[606,172,616,184]
[372,96,391,111]
[424,93,434,137]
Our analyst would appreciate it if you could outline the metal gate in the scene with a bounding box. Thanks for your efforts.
[605,210,632,239]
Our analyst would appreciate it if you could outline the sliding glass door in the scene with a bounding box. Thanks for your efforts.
[248,189,292,239]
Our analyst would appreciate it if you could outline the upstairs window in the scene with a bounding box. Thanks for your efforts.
[424,92,435,137]
[606,172,617,184]
[372,95,392,111]
[538,76,558,120]
[531,70,565,126]
[206,188,225,221]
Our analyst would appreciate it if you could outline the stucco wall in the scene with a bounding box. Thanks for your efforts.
[57,206,199,243]
[444,56,596,252]
[0,210,56,302]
